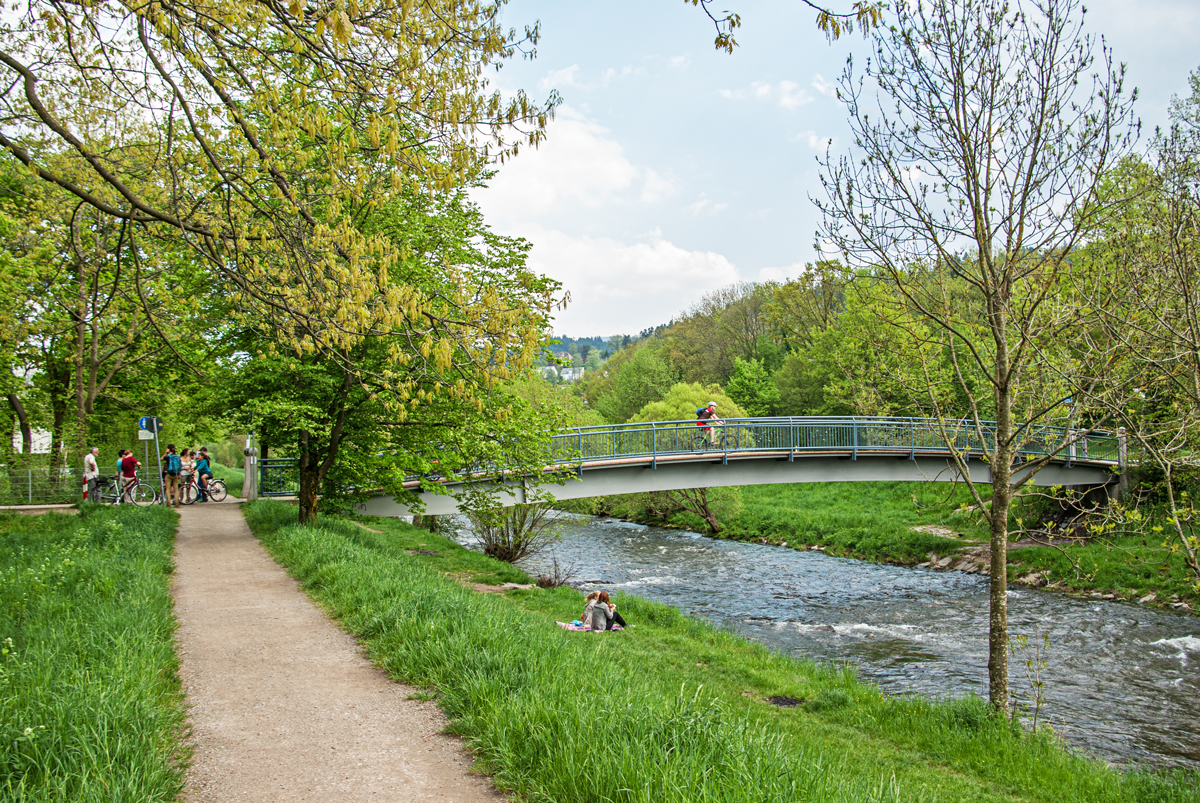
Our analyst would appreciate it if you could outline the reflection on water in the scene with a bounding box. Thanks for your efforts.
[450,513,1200,768]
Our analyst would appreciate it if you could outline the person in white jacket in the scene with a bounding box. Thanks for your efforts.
[83,447,100,500]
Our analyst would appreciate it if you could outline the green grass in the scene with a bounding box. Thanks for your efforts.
[210,461,245,497]
[244,499,1198,803]
[0,505,187,802]
[1007,532,1200,606]
[722,482,990,563]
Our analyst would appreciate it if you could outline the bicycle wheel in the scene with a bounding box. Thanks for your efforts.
[180,482,196,505]
[130,483,157,507]
[208,480,228,502]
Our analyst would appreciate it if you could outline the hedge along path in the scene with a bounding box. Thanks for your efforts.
[172,502,504,802]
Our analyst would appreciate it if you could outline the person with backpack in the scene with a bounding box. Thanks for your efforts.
[696,401,723,446]
[161,444,182,507]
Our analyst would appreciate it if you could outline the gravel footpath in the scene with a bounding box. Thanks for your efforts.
[173,502,504,802]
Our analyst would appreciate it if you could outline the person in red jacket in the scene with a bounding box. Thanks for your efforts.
[119,448,141,503]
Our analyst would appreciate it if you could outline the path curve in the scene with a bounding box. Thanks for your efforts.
[173,502,504,802]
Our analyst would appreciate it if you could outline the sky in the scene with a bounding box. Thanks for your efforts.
[470,0,1200,338]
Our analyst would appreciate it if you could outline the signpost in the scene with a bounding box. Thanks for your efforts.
[138,416,164,501]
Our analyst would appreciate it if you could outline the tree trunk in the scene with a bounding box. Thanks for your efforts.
[6,393,32,455]
[47,360,71,477]
[988,337,1013,714]
[298,430,320,524]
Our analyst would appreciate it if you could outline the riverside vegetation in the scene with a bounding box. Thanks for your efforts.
[243,498,1198,802]
[0,506,186,801]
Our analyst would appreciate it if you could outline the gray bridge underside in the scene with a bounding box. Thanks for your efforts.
[355,450,1117,518]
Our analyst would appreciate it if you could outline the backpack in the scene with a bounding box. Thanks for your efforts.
[166,453,182,475]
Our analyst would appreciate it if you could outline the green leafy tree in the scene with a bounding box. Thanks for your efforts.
[724,357,779,417]
[220,189,562,522]
[586,341,679,423]
[629,383,745,423]
[816,0,1136,710]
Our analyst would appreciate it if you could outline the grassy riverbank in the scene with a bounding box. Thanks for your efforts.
[245,499,1197,802]
[561,482,1200,610]
[0,506,186,801]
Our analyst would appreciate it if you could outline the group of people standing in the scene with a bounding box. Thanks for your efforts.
[160,445,213,506]
[80,444,213,504]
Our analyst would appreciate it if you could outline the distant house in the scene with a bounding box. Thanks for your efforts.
[559,367,584,382]
[554,351,572,362]
[538,366,559,380]
[11,428,52,454]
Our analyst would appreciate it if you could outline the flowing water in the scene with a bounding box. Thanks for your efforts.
[452,513,1200,768]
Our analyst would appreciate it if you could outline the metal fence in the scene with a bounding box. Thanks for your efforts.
[255,417,1121,496]
[259,458,301,497]
[547,417,1120,466]
[0,465,86,505]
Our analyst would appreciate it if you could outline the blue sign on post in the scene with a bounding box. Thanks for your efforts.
[139,416,164,433]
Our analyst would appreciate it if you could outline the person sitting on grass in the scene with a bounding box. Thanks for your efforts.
[583,590,627,632]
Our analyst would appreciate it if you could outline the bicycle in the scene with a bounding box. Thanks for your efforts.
[690,425,728,451]
[89,474,157,506]
[179,474,228,504]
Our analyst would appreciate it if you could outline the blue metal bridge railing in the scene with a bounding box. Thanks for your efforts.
[257,417,1120,496]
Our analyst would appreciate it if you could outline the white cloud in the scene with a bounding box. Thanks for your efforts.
[640,169,676,203]
[686,193,728,216]
[719,80,814,109]
[755,262,807,283]
[812,73,837,97]
[539,64,638,92]
[668,54,691,70]
[524,228,740,333]
[793,130,835,151]
[540,64,581,91]
[476,107,675,227]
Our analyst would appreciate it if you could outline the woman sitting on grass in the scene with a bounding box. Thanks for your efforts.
[583,591,627,632]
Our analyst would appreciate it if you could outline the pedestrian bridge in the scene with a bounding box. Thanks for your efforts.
[330,417,1122,517]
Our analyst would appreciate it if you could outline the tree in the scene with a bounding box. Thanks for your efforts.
[585,341,679,424]
[724,357,779,417]
[687,0,884,51]
[1079,70,1200,592]
[815,0,1136,711]
[221,189,562,522]
[628,382,745,424]
[0,0,556,398]
[774,278,954,417]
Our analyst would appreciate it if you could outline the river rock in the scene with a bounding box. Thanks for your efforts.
[936,556,953,568]
[1138,593,1157,604]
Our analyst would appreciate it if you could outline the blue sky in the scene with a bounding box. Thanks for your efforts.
[472,0,1200,337]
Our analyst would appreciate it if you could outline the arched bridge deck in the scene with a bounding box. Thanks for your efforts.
[342,417,1121,517]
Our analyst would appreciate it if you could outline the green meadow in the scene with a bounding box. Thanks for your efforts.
[244,499,1198,803]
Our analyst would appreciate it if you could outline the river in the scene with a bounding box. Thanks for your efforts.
[450,512,1200,768]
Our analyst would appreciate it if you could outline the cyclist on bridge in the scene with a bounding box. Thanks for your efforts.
[696,401,723,446]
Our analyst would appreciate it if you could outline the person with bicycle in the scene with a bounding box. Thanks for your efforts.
[118,448,141,504]
[697,401,723,446]
[194,448,213,502]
